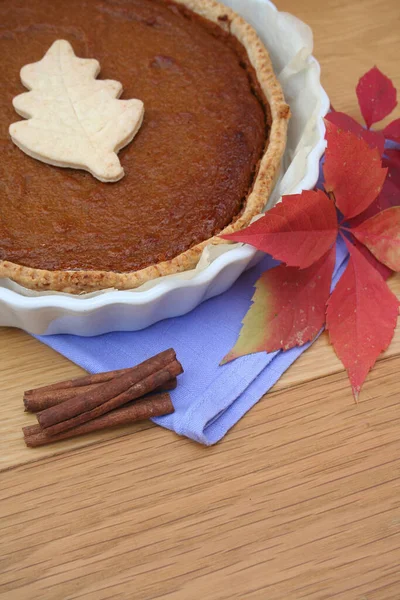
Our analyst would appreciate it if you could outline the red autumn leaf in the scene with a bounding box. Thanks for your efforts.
[325,111,364,136]
[353,240,392,281]
[326,111,385,154]
[221,190,338,269]
[356,66,397,128]
[221,247,336,364]
[379,177,400,207]
[383,149,400,189]
[384,118,400,143]
[326,238,399,400]
[324,123,387,219]
[351,207,400,271]
[355,129,385,156]
[348,178,400,227]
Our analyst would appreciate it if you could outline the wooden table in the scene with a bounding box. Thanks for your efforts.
[1,1,400,598]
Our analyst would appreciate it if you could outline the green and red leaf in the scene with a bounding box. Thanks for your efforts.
[356,66,397,128]
[326,111,385,154]
[221,247,336,365]
[351,207,400,271]
[326,239,399,400]
[384,118,400,143]
[221,190,338,269]
[324,123,387,219]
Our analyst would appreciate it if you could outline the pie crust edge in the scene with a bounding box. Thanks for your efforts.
[0,0,290,293]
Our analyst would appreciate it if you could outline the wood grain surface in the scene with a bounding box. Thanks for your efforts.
[1,0,400,598]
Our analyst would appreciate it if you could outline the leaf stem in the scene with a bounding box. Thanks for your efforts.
[327,191,336,205]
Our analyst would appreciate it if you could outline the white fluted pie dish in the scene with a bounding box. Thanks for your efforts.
[0,0,329,335]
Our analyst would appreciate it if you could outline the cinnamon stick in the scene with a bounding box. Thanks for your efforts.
[24,377,177,413]
[37,349,182,434]
[23,393,174,447]
[25,382,103,412]
[24,363,154,396]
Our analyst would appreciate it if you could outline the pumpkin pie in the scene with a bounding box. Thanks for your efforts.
[0,0,289,293]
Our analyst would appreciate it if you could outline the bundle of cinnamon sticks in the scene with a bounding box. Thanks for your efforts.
[23,349,183,447]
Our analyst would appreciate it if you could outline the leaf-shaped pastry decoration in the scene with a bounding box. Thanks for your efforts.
[9,40,144,182]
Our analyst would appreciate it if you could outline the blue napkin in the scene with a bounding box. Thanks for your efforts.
[36,236,348,445]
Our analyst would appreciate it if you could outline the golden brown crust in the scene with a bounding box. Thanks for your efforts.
[0,0,289,294]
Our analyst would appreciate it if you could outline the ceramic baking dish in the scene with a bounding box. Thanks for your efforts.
[0,0,329,335]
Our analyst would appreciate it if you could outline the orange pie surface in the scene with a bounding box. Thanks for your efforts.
[0,0,268,273]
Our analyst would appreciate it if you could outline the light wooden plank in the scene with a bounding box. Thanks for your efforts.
[1,355,399,600]
[279,0,400,123]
